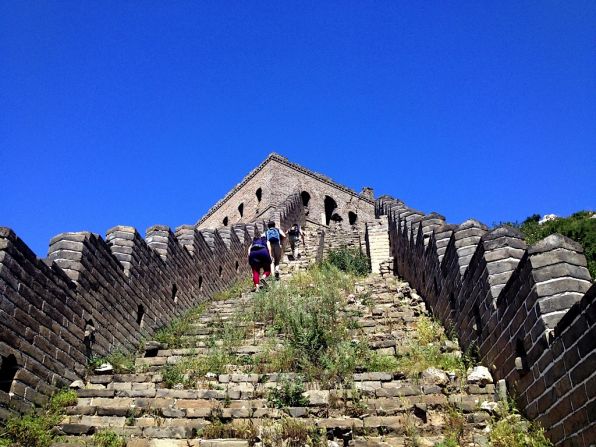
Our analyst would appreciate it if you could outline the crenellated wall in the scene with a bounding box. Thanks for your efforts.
[0,193,305,417]
[376,196,595,446]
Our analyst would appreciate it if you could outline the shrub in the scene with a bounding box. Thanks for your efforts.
[48,389,78,412]
[267,377,310,408]
[495,211,596,279]
[201,420,257,440]
[161,350,233,388]
[93,429,126,447]
[326,247,370,276]
[252,264,358,380]
[489,401,552,447]
[259,418,325,447]
[88,350,135,374]
[153,304,206,348]
[0,389,79,447]
[1,413,59,447]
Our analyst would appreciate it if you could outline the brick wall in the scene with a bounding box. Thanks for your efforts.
[197,154,375,230]
[376,195,595,446]
[0,193,304,417]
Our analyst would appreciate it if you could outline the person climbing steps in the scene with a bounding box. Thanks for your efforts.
[248,234,272,291]
[264,220,286,280]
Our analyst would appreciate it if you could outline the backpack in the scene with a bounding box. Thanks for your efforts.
[251,236,267,251]
[266,228,281,244]
[288,226,300,241]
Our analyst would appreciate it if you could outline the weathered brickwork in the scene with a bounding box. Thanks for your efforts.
[197,153,375,230]
[365,216,392,274]
[0,155,593,445]
[377,196,595,446]
[0,191,306,418]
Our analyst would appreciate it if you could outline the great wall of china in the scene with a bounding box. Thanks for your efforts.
[0,153,593,446]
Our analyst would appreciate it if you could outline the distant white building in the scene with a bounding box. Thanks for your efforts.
[539,214,558,224]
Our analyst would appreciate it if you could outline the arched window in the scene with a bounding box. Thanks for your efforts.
[222,217,229,226]
[0,354,18,393]
[136,304,145,327]
[348,212,358,225]
[256,188,262,203]
[324,196,338,225]
[172,284,178,304]
[238,203,244,217]
[515,339,529,373]
[449,292,456,311]
[301,191,311,207]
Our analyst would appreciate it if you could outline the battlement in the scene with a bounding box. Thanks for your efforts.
[0,157,594,445]
[0,191,305,416]
[377,196,595,446]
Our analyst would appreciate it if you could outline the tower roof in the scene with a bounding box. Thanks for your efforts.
[195,152,373,226]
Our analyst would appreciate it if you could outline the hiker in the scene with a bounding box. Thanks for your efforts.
[248,234,271,291]
[264,220,286,280]
[287,223,305,260]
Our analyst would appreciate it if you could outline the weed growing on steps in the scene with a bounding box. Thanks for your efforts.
[200,418,325,447]
[259,418,326,447]
[162,350,236,388]
[0,389,78,447]
[434,405,466,446]
[488,400,552,447]
[162,308,254,387]
[266,377,310,408]
[212,277,253,301]
[153,303,207,348]
[201,419,257,440]
[93,429,126,447]
[88,349,137,374]
[393,315,467,379]
[251,263,364,382]
[325,247,370,276]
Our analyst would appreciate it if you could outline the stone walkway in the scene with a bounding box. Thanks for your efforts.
[52,241,499,447]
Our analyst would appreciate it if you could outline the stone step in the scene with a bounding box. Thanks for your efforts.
[58,251,499,446]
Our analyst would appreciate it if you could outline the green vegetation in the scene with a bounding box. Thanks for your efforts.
[88,349,136,374]
[201,419,257,440]
[200,417,325,447]
[162,350,234,388]
[153,303,206,348]
[434,439,459,447]
[267,377,310,408]
[325,247,370,276]
[161,309,250,387]
[259,418,326,447]
[433,406,465,446]
[0,389,78,447]
[496,211,595,278]
[93,429,126,447]
[393,316,467,379]
[251,263,368,382]
[488,400,552,447]
[212,277,253,301]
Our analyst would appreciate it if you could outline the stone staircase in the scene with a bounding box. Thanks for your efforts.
[51,238,500,447]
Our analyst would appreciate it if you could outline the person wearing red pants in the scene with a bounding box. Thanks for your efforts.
[248,235,272,292]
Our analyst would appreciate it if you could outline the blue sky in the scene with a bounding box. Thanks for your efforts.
[1,1,595,257]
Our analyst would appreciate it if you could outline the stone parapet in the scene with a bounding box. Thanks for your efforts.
[377,196,595,446]
[0,192,306,416]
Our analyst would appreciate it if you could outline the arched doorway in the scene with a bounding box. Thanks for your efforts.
[324,196,338,225]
